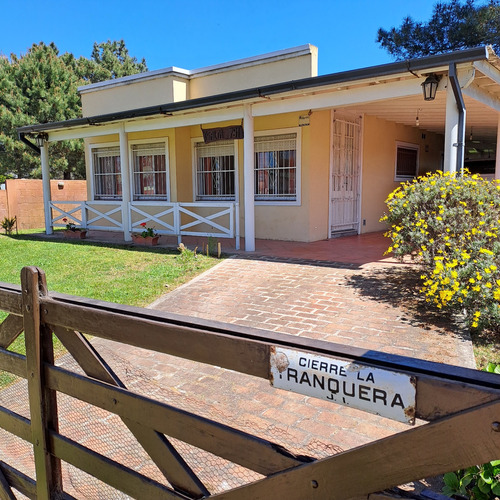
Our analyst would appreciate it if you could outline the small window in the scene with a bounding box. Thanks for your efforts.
[395,143,419,181]
[132,142,168,200]
[195,140,235,200]
[255,133,297,202]
[92,146,122,200]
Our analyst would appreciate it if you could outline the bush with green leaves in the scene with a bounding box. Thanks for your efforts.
[381,170,500,331]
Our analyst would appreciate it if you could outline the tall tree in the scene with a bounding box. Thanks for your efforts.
[377,0,500,60]
[0,40,148,179]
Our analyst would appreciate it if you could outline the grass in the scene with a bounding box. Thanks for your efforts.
[0,232,219,388]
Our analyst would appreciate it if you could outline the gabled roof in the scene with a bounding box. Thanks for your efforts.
[17,46,497,135]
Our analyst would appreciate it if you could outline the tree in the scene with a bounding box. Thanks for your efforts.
[0,40,148,179]
[377,0,500,60]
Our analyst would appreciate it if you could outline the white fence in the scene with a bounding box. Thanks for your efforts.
[50,201,240,249]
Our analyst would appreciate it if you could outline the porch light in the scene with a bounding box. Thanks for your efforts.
[35,133,48,148]
[421,74,440,101]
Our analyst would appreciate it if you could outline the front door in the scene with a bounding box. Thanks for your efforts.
[330,114,361,236]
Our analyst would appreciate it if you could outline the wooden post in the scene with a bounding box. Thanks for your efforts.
[21,267,62,499]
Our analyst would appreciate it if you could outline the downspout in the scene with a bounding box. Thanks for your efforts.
[447,63,466,174]
[17,132,41,154]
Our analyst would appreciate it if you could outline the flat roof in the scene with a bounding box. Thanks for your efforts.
[18,46,491,135]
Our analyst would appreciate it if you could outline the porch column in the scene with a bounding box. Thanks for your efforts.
[243,104,255,252]
[40,142,53,235]
[496,114,500,180]
[119,125,132,242]
[443,79,459,173]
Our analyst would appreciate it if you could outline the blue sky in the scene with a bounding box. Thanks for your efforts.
[0,0,455,75]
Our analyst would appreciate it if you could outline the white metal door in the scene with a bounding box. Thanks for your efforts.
[330,115,361,236]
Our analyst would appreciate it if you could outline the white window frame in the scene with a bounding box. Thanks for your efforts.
[254,127,301,206]
[129,137,170,201]
[89,142,122,201]
[395,141,420,181]
[192,138,239,202]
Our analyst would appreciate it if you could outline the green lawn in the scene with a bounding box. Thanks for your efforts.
[0,233,219,388]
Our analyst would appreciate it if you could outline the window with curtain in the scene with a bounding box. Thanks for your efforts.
[254,133,297,201]
[132,142,168,200]
[395,143,419,180]
[195,140,235,200]
[92,146,122,200]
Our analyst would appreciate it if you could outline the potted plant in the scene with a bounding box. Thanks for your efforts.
[133,223,159,246]
[62,218,87,239]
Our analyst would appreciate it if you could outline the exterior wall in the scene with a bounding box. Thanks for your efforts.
[190,50,318,99]
[360,115,444,233]
[0,179,86,230]
[81,76,189,117]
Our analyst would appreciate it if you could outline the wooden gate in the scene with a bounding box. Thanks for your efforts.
[1,266,500,499]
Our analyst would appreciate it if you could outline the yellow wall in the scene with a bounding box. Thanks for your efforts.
[360,115,443,233]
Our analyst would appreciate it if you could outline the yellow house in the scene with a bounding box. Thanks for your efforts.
[18,44,500,251]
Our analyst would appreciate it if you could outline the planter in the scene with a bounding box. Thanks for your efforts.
[132,235,159,246]
[63,229,87,239]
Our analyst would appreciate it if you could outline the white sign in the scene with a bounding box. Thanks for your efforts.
[270,348,416,424]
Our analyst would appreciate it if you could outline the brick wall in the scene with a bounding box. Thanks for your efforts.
[0,179,87,230]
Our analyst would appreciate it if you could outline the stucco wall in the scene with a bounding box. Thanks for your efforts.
[0,179,87,230]
[361,115,444,233]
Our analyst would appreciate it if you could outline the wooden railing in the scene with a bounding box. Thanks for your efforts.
[50,201,240,248]
[1,267,500,499]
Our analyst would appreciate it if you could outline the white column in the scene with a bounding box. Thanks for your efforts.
[243,104,255,252]
[443,81,459,173]
[496,114,500,180]
[40,142,52,235]
[119,125,132,242]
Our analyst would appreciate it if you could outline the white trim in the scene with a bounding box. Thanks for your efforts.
[128,137,171,202]
[191,137,239,202]
[88,141,120,202]
[394,141,420,181]
[358,114,365,234]
[253,127,301,206]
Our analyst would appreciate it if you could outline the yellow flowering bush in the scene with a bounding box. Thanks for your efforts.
[381,171,500,331]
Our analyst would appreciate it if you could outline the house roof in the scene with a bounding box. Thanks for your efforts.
[18,46,497,137]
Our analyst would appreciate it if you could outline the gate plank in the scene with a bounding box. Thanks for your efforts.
[210,399,500,500]
[0,283,22,315]
[54,326,210,499]
[0,314,24,349]
[45,363,309,475]
[0,463,17,500]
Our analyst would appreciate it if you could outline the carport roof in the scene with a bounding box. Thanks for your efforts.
[17,46,498,136]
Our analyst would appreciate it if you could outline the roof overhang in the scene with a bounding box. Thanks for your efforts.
[18,46,499,144]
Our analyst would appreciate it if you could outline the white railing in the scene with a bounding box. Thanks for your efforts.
[50,201,240,249]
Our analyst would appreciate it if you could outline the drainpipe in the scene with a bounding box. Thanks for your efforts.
[447,63,466,174]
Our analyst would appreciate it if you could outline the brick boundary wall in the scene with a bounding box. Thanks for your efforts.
[0,179,87,230]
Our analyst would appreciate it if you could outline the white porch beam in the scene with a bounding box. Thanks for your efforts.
[119,125,132,242]
[243,104,255,252]
[40,142,53,235]
[496,114,500,180]
[48,123,121,142]
[463,83,500,113]
[473,60,500,86]
[443,81,459,173]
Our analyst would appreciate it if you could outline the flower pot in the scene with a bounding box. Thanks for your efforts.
[63,230,87,239]
[132,235,159,246]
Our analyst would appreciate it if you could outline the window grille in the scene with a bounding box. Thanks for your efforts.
[254,134,297,201]
[396,144,419,180]
[132,142,168,200]
[195,141,235,200]
[92,147,122,200]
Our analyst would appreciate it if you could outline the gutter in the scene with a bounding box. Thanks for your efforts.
[17,46,489,136]
[448,63,466,174]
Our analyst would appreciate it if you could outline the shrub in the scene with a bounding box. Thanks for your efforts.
[381,171,500,331]
[1,216,17,235]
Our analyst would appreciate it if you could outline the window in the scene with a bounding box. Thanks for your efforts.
[395,142,419,180]
[195,140,235,200]
[255,132,298,202]
[92,146,121,200]
[132,142,168,200]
